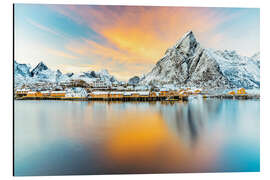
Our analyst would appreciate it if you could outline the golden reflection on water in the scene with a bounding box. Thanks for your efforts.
[81,101,218,173]
[14,100,260,175]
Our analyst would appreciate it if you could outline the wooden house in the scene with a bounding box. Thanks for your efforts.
[15,89,29,97]
[194,89,201,94]
[150,92,157,97]
[228,91,235,95]
[138,91,150,97]
[110,92,124,98]
[90,91,110,99]
[26,91,43,97]
[50,91,66,97]
[237,88,246,95]
[179,91,189,97]
[131,92,140,98]
[41,91,50,97]
[124,92,132,97]
[159,88,169,96]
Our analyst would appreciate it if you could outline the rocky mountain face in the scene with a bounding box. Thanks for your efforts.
[30,61,48,76]
[140,31,260,89]
[128,76,140,85]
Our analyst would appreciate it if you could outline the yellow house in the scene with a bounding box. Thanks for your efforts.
[228,91,235,95]
[15,89,29,97]
[50,91,66,97]
[138,91,150,97]
[26,91,43,97]
[178,89,184,93]
[110,92,124,98]
[159,88,169,96]
[150,92,157,97]
[90,91,109,98]
[41,91,50,97]
[237,88,246,95]
[131,92,140,98]
[180,91,189,96]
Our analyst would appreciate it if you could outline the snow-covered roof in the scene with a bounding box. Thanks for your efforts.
[16,89,30,92]
[110,91,124,95]
[134,86,149,90]
[91,91,109,95]
[138,91,150,96]
[160,88,169,91]
[41,91,50,94]
[124,92,133,96]
[28,91,37,94]
[123,91,140,96]
[51,91,66,94]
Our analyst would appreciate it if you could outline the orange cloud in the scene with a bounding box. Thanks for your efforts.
[50,5,241,80]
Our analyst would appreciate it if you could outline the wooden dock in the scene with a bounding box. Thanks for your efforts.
[14,92,259,101]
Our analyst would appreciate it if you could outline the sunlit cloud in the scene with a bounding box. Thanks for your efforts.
[15,5,259,81]
[49,5,253,80]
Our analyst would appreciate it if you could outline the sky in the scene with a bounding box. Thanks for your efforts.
[14,4,260,81]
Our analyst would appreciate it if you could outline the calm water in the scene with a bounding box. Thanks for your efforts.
[14,99,260,176]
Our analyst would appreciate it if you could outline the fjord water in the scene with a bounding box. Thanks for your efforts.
[14,99,260,176]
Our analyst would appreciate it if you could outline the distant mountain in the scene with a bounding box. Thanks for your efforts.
[14,61,120,89]
[128,76,140,85]
[14,60,31,77]
[140,31,260,89]
[30,61,48,76]
[14,60,32,88]
[14,32,260,90]
[251,52,260,68]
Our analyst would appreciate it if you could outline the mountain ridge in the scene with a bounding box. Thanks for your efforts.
[14,31,260,90]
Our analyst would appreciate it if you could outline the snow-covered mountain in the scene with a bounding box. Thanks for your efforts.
[27,62,70,83]
[128,76,140,85]
[14,31,259,90]
[140,31,260,89]
[14,61,31,77]
[14,61,119,89]
[14,60,32,88]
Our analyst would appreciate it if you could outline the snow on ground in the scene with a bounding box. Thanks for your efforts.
[65,87,88,97]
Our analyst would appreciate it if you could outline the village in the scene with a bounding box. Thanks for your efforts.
[14,77,254,101]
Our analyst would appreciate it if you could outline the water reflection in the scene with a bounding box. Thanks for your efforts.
[14,99,260,176]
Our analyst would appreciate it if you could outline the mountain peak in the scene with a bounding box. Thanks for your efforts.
[37,61,48,68]
[31,61,49,76]
[174,30,197,49]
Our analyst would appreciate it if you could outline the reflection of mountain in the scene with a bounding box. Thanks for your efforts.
[160,99,224,147]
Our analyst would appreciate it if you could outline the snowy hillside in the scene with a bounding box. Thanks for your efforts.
[140,31,260,89]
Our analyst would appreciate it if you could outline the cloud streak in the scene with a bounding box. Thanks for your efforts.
[26,18,63,37]
[30,5,259,80]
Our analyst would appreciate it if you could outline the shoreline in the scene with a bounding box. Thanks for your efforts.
[14,94,260,101]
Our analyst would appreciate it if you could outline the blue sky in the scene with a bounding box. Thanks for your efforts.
[14,4,260,80]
